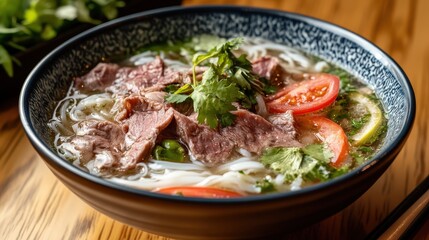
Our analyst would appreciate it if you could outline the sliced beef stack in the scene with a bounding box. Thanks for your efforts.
[68,56,300,173]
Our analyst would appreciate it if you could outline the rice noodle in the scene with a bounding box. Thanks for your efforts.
[107,156,272,194]
[255,93,268,117]
[194,172,260,194]
[130,51,190,71]
[129,51,156,65]
[68,93,114,122]
[240,37,328,73]
[149,160,206,171]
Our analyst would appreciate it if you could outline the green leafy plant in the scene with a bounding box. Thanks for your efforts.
[0,0,125,77]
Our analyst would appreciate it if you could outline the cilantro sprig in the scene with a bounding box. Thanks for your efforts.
[260,144,349,183]
[166,37,265,128]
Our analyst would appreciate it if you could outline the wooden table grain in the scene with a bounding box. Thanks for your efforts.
[1,0,428,239]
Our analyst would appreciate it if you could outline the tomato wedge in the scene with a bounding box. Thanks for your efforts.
[266,73,340,114]
[299,116,349,168]
[154,186,243,198]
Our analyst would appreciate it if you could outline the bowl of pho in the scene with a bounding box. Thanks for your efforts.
[19,6,415,239]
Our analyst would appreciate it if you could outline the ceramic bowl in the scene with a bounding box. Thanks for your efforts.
[19,6,415,239]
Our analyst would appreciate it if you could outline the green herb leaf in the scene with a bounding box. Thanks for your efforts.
[261,147,303,173]
[232,68,252,89]
[164,84,180,94]
[325,65,356,93]
[350,114,370,135]
[261,144,346,183]
[165,93,190,104]
[192,37,242,66]
[255,179,276,193]
[191,78,243,128]
[0,27,22,34]
[302,144,334,164]
[0,45,13,77]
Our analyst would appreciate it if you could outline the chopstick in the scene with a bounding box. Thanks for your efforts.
[400,199,429,239]
[367,175,429,239]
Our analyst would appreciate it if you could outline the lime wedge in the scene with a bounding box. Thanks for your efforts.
[349,93,383,145]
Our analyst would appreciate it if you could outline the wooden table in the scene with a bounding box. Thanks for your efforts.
[1,0,428,239]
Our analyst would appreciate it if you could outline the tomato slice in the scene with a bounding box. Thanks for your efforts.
[299,116,349,168]
[266,73,340,114]
[154,186,243,198]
